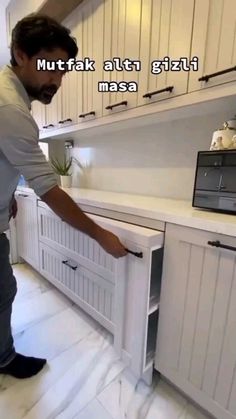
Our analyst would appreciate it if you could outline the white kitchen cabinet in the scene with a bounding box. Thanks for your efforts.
[6,0,82,46]
[6,0,45,47]
[15,191,39,270]
[60,9,80,127]
[75,0,104,123]
[189,0,236,91]
[44,0,104,128]
[8,0,236,139]
[42,9,79,130]
[6,0,29,47]
[39,241,126,351]
[37,201,164,384]
[60,71,78,125]
[44,90,63,130]
[5,218,18,265]
[102,0,142,116]
[122,240,163,384]
[155,222,236,419]
[90,0,104,119]
[138,0,194,106]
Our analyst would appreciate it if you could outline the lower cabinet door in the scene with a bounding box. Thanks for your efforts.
[15,193,39,270]
[39,241,126,357]
[40,241,116,331]
[38,205,164,385]
[155,223,236,419]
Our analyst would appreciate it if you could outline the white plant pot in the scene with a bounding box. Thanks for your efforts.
[60,175,72,188]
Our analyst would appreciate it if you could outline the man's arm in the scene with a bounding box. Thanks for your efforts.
[9,194,17,221]
[0,104,58,196]
[0,104,127,258]
[41,185,128,258]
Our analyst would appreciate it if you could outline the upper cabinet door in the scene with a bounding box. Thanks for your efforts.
[189,0,236,92]
[60,9,79,127]
[103,0,142,116]
[6,0,45,46]
[31,100,47,131]
[138,0,194,106]
[76,0,104,124]
[45,90,63,129]
[6,0,24,47]
[90,0,104,119]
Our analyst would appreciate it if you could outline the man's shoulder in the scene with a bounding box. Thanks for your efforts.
[0,102,39,136]
[0,84,29,112]
[0,67,31,113]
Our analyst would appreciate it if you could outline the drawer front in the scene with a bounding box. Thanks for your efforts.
[39,242,115,332]
[38,207,115,277]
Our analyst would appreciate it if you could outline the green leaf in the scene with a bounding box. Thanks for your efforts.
[50,156,72,175]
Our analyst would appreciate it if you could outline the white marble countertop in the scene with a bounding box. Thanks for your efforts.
[17,186,236,237]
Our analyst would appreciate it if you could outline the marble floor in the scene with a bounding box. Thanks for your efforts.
[0,263,212,419]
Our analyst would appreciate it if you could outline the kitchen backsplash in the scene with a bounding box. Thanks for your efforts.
[69,110,234,200]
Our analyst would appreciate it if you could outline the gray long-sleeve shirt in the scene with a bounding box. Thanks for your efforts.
[0,65,58,233]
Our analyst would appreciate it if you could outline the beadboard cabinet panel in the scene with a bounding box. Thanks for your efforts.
[155,223,236,419]
[37,200,164,384]
[15,191,39,270]
[31,100,47,131]
[189,0,236,91]
[25,0,236,135]
[138,0,194,106]
[102,0,142,116]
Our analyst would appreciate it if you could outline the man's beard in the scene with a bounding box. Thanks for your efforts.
[25,83,58,104]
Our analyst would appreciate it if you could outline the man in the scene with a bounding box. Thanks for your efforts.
[0,14,127,379]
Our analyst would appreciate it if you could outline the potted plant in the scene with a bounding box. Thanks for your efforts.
[50,156,73,188]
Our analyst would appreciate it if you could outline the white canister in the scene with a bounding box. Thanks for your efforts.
[229,135,236,149]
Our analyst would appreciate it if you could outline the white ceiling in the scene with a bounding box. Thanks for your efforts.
[0,0,10,68]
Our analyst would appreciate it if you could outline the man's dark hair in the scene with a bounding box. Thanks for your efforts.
[10,14,78,66]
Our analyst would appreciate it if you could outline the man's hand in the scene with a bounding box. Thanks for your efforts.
[97,228,128,258]
[9,197,18,221]
[41,186,128,259]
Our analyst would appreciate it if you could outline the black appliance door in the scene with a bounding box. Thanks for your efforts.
[195,166,221,191]
[220,167,236,192]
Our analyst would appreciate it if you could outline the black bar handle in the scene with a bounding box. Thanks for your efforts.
[125,248,143,258]
[62,260,78,270]
[199,66,236,82]
[78,111,96,118]
[17,194,28,197]
[208,240,236,252]
[58,118,73,124]
[43,124,55,129]
[143,86,174,99]
[105,100,128,110]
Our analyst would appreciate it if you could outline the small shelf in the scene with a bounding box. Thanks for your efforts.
[142,247,163,370]
[148,295,160,315]
[149,248,163,306]
[145,310,159,368]
[146,351,155,366]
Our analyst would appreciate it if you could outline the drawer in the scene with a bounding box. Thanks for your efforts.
[39,242,117,333]
[38,207,116,278]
